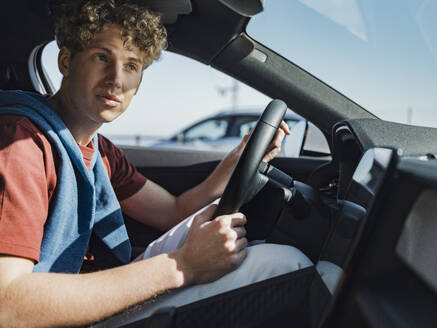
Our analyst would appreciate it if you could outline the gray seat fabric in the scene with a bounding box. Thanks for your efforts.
[316,260,344,295]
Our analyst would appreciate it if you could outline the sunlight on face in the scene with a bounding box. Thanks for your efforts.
[61,24,145,125]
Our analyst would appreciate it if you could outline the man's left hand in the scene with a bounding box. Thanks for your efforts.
[206,121,291,202]
[232,120,291,162]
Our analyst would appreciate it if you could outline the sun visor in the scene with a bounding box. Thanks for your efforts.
[139,0,192,24]
[218,0,264,17]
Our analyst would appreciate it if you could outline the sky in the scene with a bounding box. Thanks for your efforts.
[247,0,437,127]
[42,0,437,138]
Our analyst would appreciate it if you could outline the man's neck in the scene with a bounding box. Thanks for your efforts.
[48,90,101,146]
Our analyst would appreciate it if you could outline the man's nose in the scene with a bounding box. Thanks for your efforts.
[105,62,123,89]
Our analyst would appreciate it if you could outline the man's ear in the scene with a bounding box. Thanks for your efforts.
[58,47,72,77]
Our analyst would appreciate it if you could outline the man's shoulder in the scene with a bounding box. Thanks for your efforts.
[1,114,45,137]
[0,89,51,134]
[0,114,54,157]
[0,90,47,108]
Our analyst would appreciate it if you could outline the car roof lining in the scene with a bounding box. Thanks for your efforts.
[49,0,193,25]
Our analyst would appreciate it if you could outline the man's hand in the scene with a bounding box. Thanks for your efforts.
[173,204,247,285]
[231,120,291,162]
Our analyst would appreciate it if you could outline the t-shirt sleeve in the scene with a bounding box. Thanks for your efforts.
[0,116,56,262]
[98,135,147,201]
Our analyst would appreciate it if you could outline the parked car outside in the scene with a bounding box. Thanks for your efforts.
[151,109,330,157]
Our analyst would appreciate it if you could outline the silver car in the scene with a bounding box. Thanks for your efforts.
[152,109,329,157]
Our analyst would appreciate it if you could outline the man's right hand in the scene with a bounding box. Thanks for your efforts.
[172,204,248,285]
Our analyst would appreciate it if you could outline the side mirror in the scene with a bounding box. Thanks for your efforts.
[176,133,184,144]
[282,120,308,157]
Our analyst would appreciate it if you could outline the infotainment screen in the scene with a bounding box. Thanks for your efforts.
[346,147,395,209]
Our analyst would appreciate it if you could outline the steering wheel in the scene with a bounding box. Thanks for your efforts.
[214,99,287,217]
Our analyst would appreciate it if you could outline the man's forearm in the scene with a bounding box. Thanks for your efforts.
[120,151,240,231]
[0,254,186,327]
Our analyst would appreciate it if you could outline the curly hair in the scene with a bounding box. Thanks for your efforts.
[52,0,167,66]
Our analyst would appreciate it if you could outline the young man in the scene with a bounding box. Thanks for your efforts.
[0,0,311,326]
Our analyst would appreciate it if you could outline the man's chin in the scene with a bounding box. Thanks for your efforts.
[99,108,123,123]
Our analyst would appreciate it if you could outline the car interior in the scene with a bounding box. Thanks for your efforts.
[1,0,437,327]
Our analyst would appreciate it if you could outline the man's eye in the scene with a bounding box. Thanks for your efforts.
[97,54,107,62]
[127,64,138,72]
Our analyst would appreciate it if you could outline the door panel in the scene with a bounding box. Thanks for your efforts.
[121,146,330,194]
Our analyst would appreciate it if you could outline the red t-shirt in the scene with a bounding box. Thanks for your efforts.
[0,115,147,262]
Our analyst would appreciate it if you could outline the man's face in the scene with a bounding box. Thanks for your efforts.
[60,24,144,125]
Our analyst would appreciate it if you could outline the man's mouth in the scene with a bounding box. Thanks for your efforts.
[97,94,121,107]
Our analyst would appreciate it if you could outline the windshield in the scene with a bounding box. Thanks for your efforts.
[247,0,437,128]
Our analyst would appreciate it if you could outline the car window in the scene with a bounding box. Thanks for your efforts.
[41,41,270,144]
[239,121,257,137]
[304,122,330,155]
[184,119,229,141]
[41,41,329,157]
